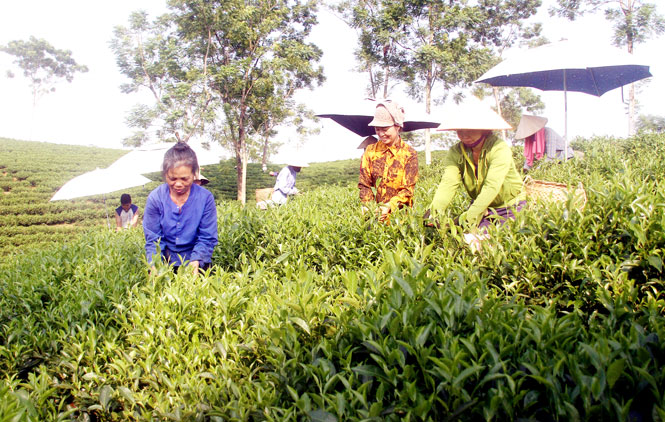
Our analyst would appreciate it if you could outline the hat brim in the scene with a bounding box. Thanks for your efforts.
[514,115,548,139]
[357,136,378,149]
[437,123,512,131]
[368,117,400,127]
[436,106,512,131]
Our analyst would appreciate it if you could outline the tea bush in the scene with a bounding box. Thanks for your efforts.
[0,138,136,256]
[1,134,665,421]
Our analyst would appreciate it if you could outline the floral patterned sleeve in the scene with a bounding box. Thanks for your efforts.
[358,151,375,203]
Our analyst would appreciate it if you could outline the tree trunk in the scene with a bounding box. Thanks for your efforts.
[235,147,244,203]
[493,87,507,142]
[236,126,247,204]
[241,149,248,204]
[628,83,636,136]
[382,43,390,99]
[424,75,432,166]
[261,136,269,171]
[424,16,433,166]
[368,64,377,98]
[626,4,636,136]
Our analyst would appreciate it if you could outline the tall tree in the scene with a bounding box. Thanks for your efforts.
[333,0,404,98]
[112,1,324,203]
[341,0,541,165]
[550,0,665,135]
[111,11,215,146]
[636,114,665,134]
[0,36,88,130]
[169,0,324,203]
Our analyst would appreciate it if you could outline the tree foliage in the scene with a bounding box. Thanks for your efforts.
[550,0,665,134]
[551,0,665,48]
[636,114,665,134]
[112,1,324,202]
[0,36,88,107]
[110,11,216,146]
[337,0,541,164]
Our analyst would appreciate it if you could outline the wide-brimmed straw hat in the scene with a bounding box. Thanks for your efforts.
[514,115,548,139]
[196,170,209,186]
[368,100,405,127]
[437,102,512,131]
[287,160,309,168]
[357,135,378,149]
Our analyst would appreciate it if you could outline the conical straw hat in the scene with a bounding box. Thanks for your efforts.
[196,171,209,186]
[357,136,378,149]
[286,160,309,168]
[514,115,548,139]
[436,101,511,131]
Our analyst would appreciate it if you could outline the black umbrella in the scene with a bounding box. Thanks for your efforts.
[475,40,652,154]
[316,114,440,137]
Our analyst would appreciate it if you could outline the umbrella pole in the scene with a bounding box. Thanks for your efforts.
[104,194,110,229]
[563,70,568,161]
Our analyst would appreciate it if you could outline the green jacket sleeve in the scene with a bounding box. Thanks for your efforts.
[464,141,513,226]
[429,147,462,218]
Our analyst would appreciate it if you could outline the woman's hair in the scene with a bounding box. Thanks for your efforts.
[120,193,131,205]
[162,142,199,180]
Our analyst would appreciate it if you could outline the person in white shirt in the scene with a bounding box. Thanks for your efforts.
[115,193,140,231]
[257,160,309,209]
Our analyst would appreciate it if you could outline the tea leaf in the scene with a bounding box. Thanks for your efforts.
[99,385,113,411]
[606,359,625,389]
[309,409,337,422]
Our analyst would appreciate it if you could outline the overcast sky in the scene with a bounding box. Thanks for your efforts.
[1,0,663,164]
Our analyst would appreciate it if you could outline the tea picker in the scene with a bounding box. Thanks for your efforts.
[515,115,574,172]
[425,100,526,251]
[256,160,309,209]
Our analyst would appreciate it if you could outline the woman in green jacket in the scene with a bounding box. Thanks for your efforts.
[429,103,526,232]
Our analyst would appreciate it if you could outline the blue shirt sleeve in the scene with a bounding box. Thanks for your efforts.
[143,186,164,264]
[189,190,218,263]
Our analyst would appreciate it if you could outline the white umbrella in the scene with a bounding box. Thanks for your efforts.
[50,167,153,227]
[108,141,224,175]
[50,168,152,201]
[475,40,652,154]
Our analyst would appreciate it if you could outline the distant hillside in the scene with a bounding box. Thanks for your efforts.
[201,158,362,202]
[0,138,129,254]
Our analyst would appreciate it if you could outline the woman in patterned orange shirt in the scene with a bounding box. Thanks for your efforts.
[358,100,418,222]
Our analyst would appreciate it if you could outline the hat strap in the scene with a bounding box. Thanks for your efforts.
[467,132,489,149]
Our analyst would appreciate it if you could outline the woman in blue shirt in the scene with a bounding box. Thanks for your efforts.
[143,142,218,272]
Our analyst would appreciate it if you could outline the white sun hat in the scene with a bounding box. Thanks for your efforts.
[436,100,512,131]
[286,160,309,168]
[514,115,548,139]
[368,100,405,127]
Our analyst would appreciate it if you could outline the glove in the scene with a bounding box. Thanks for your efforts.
[422,209,441,228]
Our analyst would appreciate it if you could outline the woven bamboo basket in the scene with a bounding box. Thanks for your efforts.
[255,188,274,202]
[524,177,587,211]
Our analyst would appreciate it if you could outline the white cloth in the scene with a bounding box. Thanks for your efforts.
[271,166,299,204]
[119,208,136,228]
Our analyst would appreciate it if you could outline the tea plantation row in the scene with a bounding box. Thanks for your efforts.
[2,134,665,420]
[0,139,375,256]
